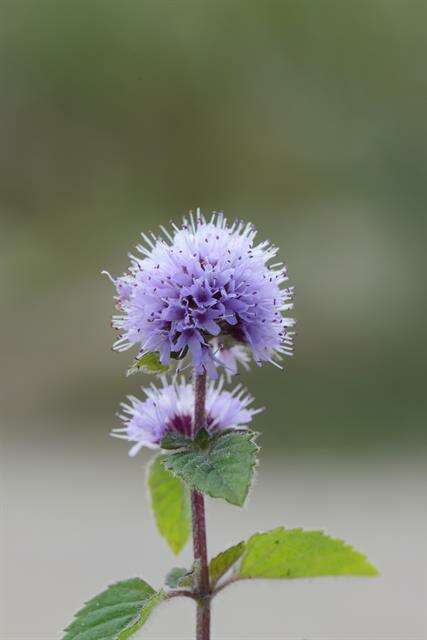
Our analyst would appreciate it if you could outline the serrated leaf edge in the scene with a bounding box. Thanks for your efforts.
[63,578,162,640]
[118,590,165,639]
[211,527,378,594]
[238,527,379,579]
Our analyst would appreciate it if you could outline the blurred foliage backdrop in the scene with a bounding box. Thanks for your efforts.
[2,0,426,456]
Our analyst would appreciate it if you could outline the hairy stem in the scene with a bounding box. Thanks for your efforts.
[165,590,198,601]
[192,371,211,640]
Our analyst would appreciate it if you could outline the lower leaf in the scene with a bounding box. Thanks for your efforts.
[63,578,164,640]
[239,527,378,579]
[210,527,378,594]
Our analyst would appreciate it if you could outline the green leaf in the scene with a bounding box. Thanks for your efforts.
[163,431,259,507]
[127,352,169,376]
[164,567,188,589]
[164,565,194,589]
[209,542,245,587]
[63,578,164,640]
[210,427,250,443]
[160,432,193,450]
[177,569,195,589]
[239,527,378,579]
[148,455,191,555]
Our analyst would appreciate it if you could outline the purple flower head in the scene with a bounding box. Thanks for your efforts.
[106,211,295,376]
[112,377,262,456]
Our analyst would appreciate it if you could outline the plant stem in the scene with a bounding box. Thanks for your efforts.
[192,371,211,640]
[165,590,198,601]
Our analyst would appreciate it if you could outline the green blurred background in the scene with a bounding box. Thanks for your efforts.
[2,2,426,638]
[3,0,426,453]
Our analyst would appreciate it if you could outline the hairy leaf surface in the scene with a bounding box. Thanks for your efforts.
[163,431,258,507]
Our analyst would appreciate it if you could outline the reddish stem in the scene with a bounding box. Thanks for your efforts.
[165,590,198,601]
[191,372,211,640]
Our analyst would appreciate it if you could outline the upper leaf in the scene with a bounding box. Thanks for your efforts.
[239,527,378,579]
[62,578,164,640]
[127,352,169,376]
[209,541,245,587]
[148,455,191,555]
[163,430,259,507]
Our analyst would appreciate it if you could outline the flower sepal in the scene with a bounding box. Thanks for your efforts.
[160,432,194,450]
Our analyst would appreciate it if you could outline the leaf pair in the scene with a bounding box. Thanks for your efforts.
[148,430,259,556]
[62,529,378,639]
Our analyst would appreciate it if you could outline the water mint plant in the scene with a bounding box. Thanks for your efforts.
[63,211,377,640]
